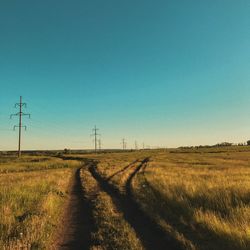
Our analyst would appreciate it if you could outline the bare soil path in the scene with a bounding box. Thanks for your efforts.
[88,158,183,250]
[54,168,94,250]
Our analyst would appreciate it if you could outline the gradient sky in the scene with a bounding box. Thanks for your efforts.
[0,0,249,150]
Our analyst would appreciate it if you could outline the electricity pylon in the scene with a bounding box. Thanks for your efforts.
[10,96,31,157]
[91,125,100,153]
[122,138,126,150]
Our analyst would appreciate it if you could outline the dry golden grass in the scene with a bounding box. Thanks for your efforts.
[80,167,143,250]
[90,152,152,193]
[132,150,250,250]
[0,169,73,249]
[2,148,250,249]
[81,148,250,249]
[0,155,80,173]
[0,155,80,249]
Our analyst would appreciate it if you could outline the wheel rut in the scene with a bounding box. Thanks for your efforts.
[106,159,139,181]
[88,158,182,250]
[54,167,94,250]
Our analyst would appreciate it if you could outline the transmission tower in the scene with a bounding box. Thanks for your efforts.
[122,138,126,150]
[10,96,31,157]
[91,125,100,153]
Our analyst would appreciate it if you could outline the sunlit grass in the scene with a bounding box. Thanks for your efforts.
[0,155,80,249]
[83,148,250,249]
[0,156,80,173]
[80,167,143,250]
[133,151,250,250]
[0,169,73,249]
[2,148,250,249]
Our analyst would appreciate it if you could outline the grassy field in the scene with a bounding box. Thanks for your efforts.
[1,147,250,249]
[0,155,80,173]
[0,155,81,249]
[83,147,250,250]
[132,149,250,250]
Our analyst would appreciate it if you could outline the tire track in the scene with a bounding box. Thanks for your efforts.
[106,159,139,181]
[88,158,182,250]
[54,167,94,250]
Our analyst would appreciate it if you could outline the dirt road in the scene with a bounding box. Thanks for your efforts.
[54,159,182,250]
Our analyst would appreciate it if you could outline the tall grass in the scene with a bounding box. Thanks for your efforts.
[0,169,73,249]
[0,156,80,173]
[0,156,79,249]
[133,151,250,250]
[85,149,250,249]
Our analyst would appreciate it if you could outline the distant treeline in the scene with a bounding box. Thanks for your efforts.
[179,140,250,150]
[0,148,136,156]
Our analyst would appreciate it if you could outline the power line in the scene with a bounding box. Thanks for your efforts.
[10,96,31,157]
[91,125,100,153]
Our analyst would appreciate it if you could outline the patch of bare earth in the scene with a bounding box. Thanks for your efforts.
[53,168,94,250]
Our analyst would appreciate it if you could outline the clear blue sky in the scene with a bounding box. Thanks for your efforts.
[0,0,249,150]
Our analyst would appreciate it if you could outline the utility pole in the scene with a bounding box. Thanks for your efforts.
[91,125,100,153]
[122,138,126,150]
[10,96,31,157]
